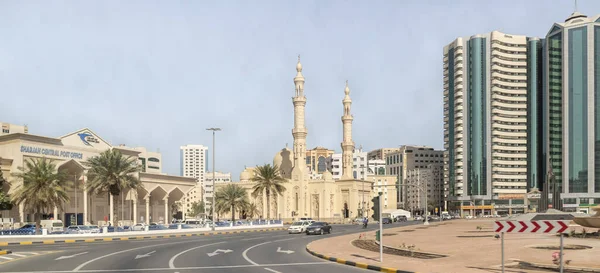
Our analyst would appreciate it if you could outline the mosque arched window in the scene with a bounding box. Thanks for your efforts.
[317,156,327,173]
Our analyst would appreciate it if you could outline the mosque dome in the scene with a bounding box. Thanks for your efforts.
[240,169,251,181]
[273,147,293,168]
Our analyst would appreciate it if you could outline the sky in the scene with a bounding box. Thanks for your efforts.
[2,0,600,180]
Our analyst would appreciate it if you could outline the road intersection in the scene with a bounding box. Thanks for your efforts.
[0,223,415,273]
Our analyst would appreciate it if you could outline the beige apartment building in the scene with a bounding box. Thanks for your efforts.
[367,148,400,161]
[386,145,444,209]
[306,146,334,174]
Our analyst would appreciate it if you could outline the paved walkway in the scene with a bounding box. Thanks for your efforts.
[307,220,600,273]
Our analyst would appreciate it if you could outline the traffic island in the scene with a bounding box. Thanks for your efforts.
[307,220,600,272]
[0,249,12,255]
[510,260,600,273]
[305,246,417,273]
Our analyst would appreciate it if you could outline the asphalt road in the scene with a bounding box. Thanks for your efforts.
[0,221,419,273]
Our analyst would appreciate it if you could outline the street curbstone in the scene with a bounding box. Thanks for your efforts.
[305,246,419,273]
[0,250,12,255]
[0,227,286,246]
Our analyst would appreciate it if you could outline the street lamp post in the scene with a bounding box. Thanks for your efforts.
[206,127,221,231]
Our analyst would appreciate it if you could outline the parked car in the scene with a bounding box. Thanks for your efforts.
[88,225,101,233]
[395,215,408,222]
[382,217,393,224]
[131,223,146,231]
[65,225,93,234]
[288,221,311,234]
[305,222,332,235]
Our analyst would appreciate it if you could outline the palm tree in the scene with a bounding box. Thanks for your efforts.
[250,164,286,220]
[83,149,144,226]
[243,202,261,219]
[0,168,14,210]
[214,184,249,222]
[11,158,70,232]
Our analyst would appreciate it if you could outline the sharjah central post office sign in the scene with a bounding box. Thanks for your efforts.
[20,145,84,160]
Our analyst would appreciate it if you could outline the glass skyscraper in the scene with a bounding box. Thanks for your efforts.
[543,12,600,211]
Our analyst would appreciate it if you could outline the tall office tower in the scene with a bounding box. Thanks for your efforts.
[180,145,209,210]
[543,12,600,211]
[443,31,543,216]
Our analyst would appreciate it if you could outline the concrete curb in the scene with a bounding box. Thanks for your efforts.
[305,245,418,273]
[0,227,286,246]
[0,250,12,255]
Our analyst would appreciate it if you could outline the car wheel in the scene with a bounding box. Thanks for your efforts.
[320,229,324,235]
[328,228,332,234]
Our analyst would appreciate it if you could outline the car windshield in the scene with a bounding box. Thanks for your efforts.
[310,222,325,226]
[52,222,63,227]
[291,222,303,226]
[78,226,90,230]
[89,225,99,229]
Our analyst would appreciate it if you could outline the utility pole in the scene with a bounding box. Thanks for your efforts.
[206,127,221,231]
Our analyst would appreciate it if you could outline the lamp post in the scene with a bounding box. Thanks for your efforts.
[206,127,221,231]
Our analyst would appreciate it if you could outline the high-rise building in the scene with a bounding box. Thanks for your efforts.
[180,144,209,211]
[386,145,444,209]
[443,31,544,216]
[543,12,600,211]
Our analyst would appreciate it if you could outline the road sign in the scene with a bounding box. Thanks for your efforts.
[494,220,569,233]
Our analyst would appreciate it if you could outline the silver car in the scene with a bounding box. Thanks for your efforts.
[65,225,93,234]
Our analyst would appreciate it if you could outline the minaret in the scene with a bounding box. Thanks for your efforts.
[291,56,307,181]
[341,81,355,180]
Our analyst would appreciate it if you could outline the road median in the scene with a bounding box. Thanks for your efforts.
[0,226,286,246]
[305,245,417,273]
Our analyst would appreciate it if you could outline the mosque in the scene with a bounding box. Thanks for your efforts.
[217,57,377,222]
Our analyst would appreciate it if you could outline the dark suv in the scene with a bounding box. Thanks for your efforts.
[382,217,393,224]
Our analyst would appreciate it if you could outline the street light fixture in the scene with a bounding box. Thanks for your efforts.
[206,127,221,231]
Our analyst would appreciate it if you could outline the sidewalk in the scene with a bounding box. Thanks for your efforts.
[307,220,600,273]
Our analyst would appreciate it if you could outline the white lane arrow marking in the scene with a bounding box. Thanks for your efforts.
[206,249,233,257]
[55,252,88,260]
[134,250,156,259]
[276,247,294,254]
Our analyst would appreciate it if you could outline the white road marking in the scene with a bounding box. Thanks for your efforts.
[0,261,330,273]
[10,253,26,257]
[18,252,39,255]
[134,250,156,260]
[0,256,14,260]
[55,252,88,261]
[206,249,233,257]
[264,268,282,273]
[168,241,225,269]
[72,238,213,272]
[276,247,294,254]
[242,237,297,265]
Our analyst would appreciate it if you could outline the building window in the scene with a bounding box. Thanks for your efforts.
[148,157,160,163]
[317,156,327,173]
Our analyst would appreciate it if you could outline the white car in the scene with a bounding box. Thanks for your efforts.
[288,221,311,234]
